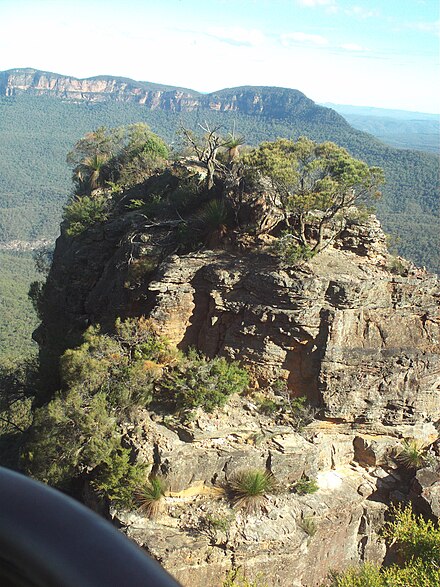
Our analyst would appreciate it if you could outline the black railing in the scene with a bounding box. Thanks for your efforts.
[0,467,181,587]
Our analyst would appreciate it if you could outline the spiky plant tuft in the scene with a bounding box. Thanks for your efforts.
[396,439,429,469]
[228,469,276,513]
[136,476,167,519]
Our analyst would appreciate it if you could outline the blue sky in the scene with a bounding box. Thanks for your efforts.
[0,0,438,112]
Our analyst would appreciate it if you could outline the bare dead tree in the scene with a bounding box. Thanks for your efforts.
[179,123,226,190]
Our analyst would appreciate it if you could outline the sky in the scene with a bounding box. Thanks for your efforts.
[0,0,439,113]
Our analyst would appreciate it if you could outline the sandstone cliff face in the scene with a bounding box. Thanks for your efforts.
[0,69,346,124]
[36,168,439,586]
[0,68,199,110]
[38,204,439,425]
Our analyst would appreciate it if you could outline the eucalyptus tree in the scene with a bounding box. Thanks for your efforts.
[243,136,384,251]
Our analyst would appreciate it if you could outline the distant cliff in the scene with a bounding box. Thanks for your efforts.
[0,68,347,123]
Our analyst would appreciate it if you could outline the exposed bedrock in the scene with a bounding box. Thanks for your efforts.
[37,205,439,585]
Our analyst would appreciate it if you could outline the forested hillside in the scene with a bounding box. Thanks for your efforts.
[326,104,440,154]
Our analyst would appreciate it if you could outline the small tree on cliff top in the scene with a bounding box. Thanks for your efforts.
[243,137,384,252]
[67,123,169,195]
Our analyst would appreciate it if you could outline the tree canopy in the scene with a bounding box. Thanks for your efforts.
[243,136,384,251]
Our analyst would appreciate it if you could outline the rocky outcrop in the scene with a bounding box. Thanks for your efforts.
[37,203,440,426]
[0,68,348,124]
[112,401,437,587]
[35,164,439,585]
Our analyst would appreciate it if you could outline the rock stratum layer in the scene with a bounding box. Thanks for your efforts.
[36,164,440,586]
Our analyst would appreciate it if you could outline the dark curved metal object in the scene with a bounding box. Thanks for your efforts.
[0,467,181,587]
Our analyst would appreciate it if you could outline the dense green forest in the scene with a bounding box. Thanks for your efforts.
[0,93,438,358]
[0,251,38,360]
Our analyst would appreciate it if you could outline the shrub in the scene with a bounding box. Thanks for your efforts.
[292,475,319,495]
[92,448,147,508]
[192,198,233,243]
[269,381,316,429]
[387,256,409,276]
[23,388,125,489]
[136,476,167,519]
[22,317,172,502]
[272,232,316,265]
[328,563,384,587]
[63,194,110,236]
[299,515,317,537]
[200,512,234,543]
[228,469,276,513]
[256,396,280,415]
[382,504,440,566]
[162,350,249,413]
[328,505,440,586]
[223,569,266,587]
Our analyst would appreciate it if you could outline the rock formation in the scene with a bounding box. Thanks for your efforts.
[0,68,347,124]
[35,160,439,586]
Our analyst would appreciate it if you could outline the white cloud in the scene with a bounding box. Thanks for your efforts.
[403,20,440,35]
[206,26,266,47]
[296,0,338,13]
[281,32,328,46]
[340,43,368,52]
[345,6,380,19]
[296,0,336,6]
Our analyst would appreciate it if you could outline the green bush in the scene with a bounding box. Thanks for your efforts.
[200,512,234,542]
[22,317,172,502]
[193,199,233,238]
[272,233,316,265]
[292,475,319,495]
[328,563,384,587]
[91,448,147,508]
[395,439,431,469]
[223,569,266,587]
[386,256,409,276]
[162,349,249,413]
[256,396,279,416]
[328,505,440,586]
[136,476,167,519]
[63,194,110,236]
[382,504,440,566]
[299,515,317,537]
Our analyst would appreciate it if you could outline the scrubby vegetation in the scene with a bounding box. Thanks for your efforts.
[223,569,267,587]
[292,475,319,495]
[136,476,167,519]
[328,505,440,586]
[161,349,249,415]
[20,317,248,504]
[63,194,111,236]
[395,439,434,470]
